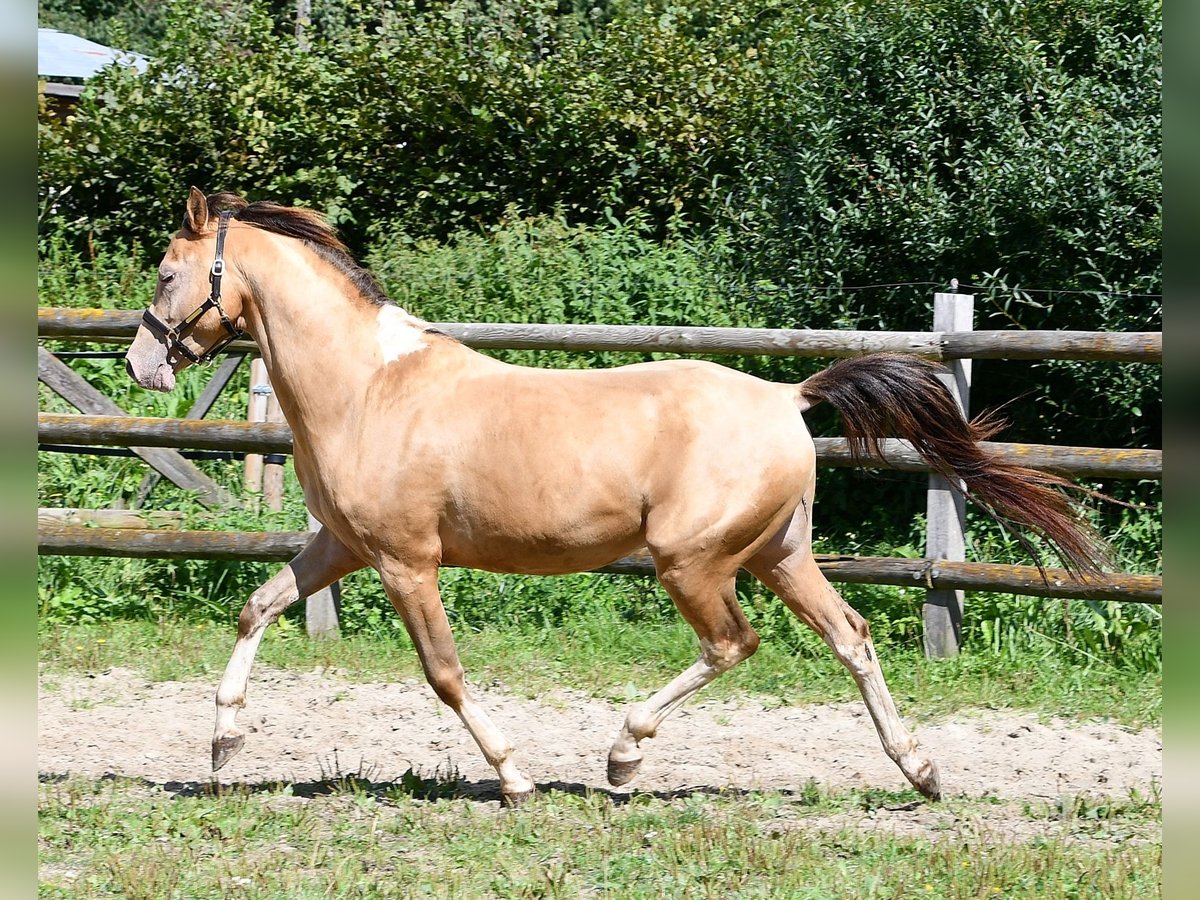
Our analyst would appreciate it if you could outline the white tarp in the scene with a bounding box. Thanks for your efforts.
[38,28,148,80]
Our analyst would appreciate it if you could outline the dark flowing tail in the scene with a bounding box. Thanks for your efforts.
[797,353,1108,576]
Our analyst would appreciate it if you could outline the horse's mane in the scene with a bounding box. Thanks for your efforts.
[199,192,392,306]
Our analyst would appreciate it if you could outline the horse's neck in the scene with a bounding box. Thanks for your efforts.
[244,250,401,446]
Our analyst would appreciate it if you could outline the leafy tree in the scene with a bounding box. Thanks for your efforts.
[38,0,1160,451]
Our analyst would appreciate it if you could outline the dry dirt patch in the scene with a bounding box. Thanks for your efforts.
[39,665,1160,810]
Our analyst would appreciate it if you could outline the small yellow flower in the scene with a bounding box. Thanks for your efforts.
[96,639,106,644]
[74,645,84,651]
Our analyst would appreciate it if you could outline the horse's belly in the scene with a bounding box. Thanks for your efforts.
[438,501,645,576]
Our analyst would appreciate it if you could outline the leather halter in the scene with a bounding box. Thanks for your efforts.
[141,210,244,365]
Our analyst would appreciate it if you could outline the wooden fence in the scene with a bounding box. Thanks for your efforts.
[37,301,1163,654]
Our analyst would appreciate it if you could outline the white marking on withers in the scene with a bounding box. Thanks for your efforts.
[376,305,429,363]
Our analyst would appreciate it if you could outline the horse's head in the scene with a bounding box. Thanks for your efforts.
[125,187,248,392]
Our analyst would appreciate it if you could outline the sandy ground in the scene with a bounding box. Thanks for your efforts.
[39,665,1160,814]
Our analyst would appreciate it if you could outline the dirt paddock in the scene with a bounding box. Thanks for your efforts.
[39,665,1160,817]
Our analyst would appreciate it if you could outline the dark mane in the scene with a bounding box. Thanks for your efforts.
[201,192,392,306]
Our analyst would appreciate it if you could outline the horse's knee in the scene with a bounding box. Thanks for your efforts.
[237,595,269,637]
[424,660,467,707]
[842,602,872,641]
[701,628,760,674]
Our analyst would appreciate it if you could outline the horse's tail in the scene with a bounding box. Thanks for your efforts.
[795,353,1107,576]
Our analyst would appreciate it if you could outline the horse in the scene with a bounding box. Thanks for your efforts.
[125,188,1106,806]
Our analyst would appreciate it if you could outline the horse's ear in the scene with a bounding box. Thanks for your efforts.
[183,186,210,233]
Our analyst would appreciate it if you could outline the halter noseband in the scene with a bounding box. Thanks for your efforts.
[141,210,244,365]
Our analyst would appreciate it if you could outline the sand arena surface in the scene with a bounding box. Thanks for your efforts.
[39,665,1160,813]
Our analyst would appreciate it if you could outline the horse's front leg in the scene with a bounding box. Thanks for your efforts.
[377,557,536,806]
[212,526,364,770]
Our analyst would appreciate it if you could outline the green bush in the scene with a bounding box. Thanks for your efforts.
[38,0,763,250]
[39,0,1160,451]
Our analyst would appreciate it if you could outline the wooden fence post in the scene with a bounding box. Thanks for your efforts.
[923,288,974,658]
[244,357,269,495]
[262,386,286,512]
[305,512,341,639]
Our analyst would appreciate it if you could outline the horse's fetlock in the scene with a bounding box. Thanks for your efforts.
[625,708,657,743]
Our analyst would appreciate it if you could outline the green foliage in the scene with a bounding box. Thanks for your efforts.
[367,210,764,370]
[38,0,1161,451]
[728,0,1162,447]
[38,0,764,251]
[38,0,168,54]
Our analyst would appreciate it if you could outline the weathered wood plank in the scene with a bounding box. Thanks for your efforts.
[942,330,1161,362]
[38,308,1162,363]
[813,557,1161,604]
[37,508,185,529]
[38,308,259,353]
[263,385,286,511]
[39,525,308,560]
[132,352,246,509]
[38,414,295,453]
[244,357,270,493]
[38,414,1161,480]
[439,322,944,358]
[812,438,1162,479]
[37,349,234,508]
[36,525,1161,603]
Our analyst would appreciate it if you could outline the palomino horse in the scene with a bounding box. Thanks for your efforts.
[126,189,1105,805]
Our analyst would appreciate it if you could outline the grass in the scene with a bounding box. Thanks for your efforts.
[37,774,1160,898]
[39,616,1161,729]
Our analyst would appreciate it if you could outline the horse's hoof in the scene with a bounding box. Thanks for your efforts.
[607,755,642,787]
[502,787,536,808]
[212,732,245,771]
[911,760,942,802]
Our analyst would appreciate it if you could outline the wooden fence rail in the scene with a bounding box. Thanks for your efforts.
[37,525,1161,604]
[38,308,1163,363]
[38,302,1162,654]
[38,413,1163,481]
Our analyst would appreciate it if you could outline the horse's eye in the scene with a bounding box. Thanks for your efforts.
[160,272,176,285]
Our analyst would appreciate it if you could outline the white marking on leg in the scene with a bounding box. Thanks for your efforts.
[455,695,534,798]
[213,567,300,745]
[214,628,267,735]
[610,657,718,764]
[376,305,428,363]
[828,635,937,793]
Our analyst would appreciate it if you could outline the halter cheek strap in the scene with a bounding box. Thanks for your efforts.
[141,210,244,365]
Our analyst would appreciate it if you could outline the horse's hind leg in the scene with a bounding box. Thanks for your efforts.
[746,545,941,800]
[607,560,760,786]
[213,527,364,770]
[377,558,535,806]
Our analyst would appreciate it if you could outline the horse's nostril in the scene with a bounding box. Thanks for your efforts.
[125,358,135,379]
